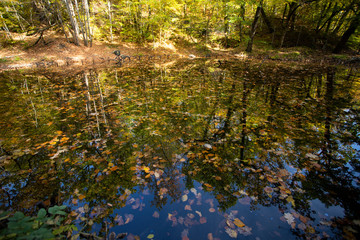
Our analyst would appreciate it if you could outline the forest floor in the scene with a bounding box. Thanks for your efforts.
[0,31,358,71]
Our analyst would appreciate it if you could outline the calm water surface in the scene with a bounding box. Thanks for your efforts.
[0,60,359,239]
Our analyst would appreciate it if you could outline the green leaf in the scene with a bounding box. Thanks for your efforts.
[48,205,67,215]
[37,209,47,219]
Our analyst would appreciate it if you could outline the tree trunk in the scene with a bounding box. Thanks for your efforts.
[63,0,80,46]
[74,0,88,46]
[332,3,352,35]
[333,13,360,53]
[11,1,25,31]
[0,13,12,39]
[246,6,261,52]
[107,0,113,42]
[260,7,274,33]
[55,0,69,43]
[83,0,92,47]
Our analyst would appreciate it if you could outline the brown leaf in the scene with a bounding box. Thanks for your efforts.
[200,217,207,224]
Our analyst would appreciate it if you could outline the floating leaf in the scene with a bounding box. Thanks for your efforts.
[190,188,197,195]
[264,186,273,194]
[152,211,159,218]
[195,211,202,217]
[184,205,192,211]
[286,196,295,207]
[78,194,86,200]
[115,215,124,225]
[181,194,188,202]
[125,214,134,224]
[147,234,154,239]
[200,217,207,224]
[238,226,252,236]
[284,213,295,225]
[225,228,238,238]
[209,208,216,213]
[234,218,245,228]
[300,215,309,223]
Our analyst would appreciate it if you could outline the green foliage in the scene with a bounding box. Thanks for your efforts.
[0,206,76,240]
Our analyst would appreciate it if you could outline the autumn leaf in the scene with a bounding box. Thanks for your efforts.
[78,194,86,200]
[110,166,119,171]
[142,166,150,173]
[234,218,245,228]
[284,213,295,225]
[184,205,192,211]
[225,228,238,238]
[152,211,159,218]
[181,194,188,202]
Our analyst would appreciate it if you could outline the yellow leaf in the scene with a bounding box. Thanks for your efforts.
[78,194,86,200]
[234,218,245,228]
[143,166,150,173]
[147,234,154,239]
[56,131,63,135]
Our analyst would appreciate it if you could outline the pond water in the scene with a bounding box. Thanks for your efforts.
[0,60,359,239]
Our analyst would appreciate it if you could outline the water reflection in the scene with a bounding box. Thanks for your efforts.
[0,61,359,239]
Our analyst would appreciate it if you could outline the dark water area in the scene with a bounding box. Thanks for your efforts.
[0,60,359,239]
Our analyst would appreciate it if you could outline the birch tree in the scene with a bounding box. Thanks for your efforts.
[63,0,80,46]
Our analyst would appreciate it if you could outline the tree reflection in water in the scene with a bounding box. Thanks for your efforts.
[0,61,359,239]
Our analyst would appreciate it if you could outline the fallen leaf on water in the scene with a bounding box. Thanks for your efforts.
[226,220,236,228]
[125,214,134,224]
[306,225,315,234]
[234,218,245,228]
[300,215,309,223]
[200,217,207,224]
[143,166,150,173]
[209,208,216,213]
[284,212,295,225]
[264,186,273,194]
[207,233,213,240]
[185,205,192,211]
[187,213,195,219]
[225,228,238,238]
[115,215,124,226]
[147,234,154,239]
[78,194,86,200]
[298,222,306,231]
[152,211,159,218]
[238,226,252,236]
[195,210,202,217]
[181,194,188,202]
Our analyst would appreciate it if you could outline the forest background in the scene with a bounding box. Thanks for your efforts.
[1,0,360,66]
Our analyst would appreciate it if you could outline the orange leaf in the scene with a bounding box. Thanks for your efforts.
[110,166,119,171]
[234,218,245,228]
[78,194,86,200]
